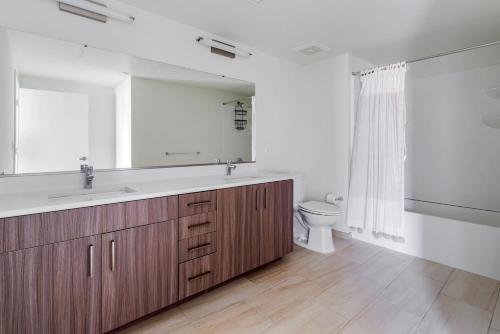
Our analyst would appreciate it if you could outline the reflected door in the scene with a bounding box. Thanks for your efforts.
[17,88,89,173]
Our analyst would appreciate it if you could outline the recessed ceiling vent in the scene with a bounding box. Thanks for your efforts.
[294,41,330,56]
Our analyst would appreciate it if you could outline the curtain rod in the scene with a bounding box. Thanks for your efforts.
[351,39,500,76]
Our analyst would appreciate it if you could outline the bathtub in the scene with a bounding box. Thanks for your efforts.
[405,198,500,229]
[350,199,500,280]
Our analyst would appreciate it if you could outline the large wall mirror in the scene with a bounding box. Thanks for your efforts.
[0,28,255,176]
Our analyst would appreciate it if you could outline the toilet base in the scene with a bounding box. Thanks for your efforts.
[295,226,335,254]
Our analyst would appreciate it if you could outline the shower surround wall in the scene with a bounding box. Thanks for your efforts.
[406,64,500,216]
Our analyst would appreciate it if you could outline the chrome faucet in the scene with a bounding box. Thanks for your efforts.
[80,157,94,189]
[226,160,237,176]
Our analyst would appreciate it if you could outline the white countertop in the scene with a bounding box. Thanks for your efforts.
[0,172,298,218]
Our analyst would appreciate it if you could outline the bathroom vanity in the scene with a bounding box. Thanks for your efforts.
[0,25,294,334]
[0,176,293,333]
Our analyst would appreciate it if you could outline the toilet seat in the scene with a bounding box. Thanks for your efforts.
[298,201,343,216]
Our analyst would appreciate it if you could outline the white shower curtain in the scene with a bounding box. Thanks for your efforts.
[347,62,407,238]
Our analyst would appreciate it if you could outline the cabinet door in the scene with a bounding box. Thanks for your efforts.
[218,186,259,282]
[0,245,53,334]
[278,180,294,255]
[218,186,244,281]
[244,185,261,272]
[259,180,294,265]
[101,221,178,332]
[53,235,101,334]
[259,182,282,265]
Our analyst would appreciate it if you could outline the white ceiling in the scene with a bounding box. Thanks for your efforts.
[118,0,500,65]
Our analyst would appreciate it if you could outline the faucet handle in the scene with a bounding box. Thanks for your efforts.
[80,156,87,162]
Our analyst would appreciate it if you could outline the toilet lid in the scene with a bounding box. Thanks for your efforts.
[298,201,343,216]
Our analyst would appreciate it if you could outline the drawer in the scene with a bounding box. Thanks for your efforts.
[101,196,178,232]
[179,232,217,263]
[178,191,216,217]
[179,212,216,239]
[1,195,179,253]
[2,208,100,253]
[179,253,217,299]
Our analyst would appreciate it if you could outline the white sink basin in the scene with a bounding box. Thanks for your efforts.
[224,175,262,182]
[48,186,137,202]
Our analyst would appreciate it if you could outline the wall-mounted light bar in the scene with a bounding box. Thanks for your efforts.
[55,0,135,23]
[196,37,252,59]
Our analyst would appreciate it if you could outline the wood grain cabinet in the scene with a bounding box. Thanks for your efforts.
[217,185,259,282]
[53,235,101,334]
[0,181,293,333]
[179,253,218,299]
[0,245,53,334]
[217,180,293,282]
[260,180,294,264]
[179,191,216,217]
[101,220,178,332]
[0,236,102,334]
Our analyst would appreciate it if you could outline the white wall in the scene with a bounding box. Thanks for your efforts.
[19,75,116,169]
[115,77,131,169]
[0,0,303,193]
[300,54,373,232]
[301,55,348,200]
[130,77,252,167]
[406,64,500,213]
[0,28,14,175]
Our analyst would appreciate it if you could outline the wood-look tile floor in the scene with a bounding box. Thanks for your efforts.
[120,238,500,334]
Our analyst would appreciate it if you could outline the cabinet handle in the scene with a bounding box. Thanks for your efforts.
[111,240,116,272]
[255,189,260,211]
[88,244,94,278]
[187,200,212,207]
[264,188,267,209]
[187,243,211,252]
[188,270,211,281]
[188,221,211,229]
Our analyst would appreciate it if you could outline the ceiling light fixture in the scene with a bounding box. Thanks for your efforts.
[196,37,252,59]
[55,0,135,23]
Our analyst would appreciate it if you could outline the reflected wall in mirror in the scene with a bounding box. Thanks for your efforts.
[0,28,255,176]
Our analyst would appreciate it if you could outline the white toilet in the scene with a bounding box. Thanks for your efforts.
[294,200,344,254]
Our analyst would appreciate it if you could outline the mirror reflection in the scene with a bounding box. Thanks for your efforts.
[0,28,255,175]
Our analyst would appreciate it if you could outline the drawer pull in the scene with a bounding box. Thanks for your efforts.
[188,270,212,281]
[188,243,211,252]
[187,200,212,207]
[188,221,211,229]
[88,244,94,278]
[111,240,116,272]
